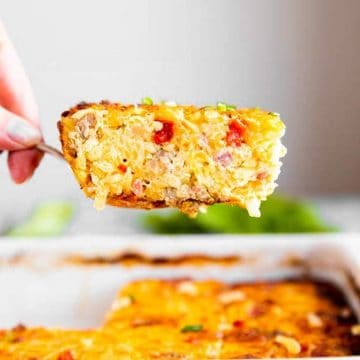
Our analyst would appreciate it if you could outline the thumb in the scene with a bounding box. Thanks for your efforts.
[0,104,42,150]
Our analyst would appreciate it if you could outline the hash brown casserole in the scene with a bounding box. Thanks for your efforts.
[58,101,286,217]
[1,279,360,359]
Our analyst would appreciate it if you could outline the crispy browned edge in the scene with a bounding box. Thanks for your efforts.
[57,101,236,211]
[64,252,242,267]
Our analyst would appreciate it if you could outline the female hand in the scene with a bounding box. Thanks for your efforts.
[0,20,43,183]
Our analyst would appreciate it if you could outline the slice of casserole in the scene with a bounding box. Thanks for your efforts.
[58,101,286,217]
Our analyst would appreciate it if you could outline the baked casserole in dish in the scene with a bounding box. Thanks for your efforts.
[1,278,360,359]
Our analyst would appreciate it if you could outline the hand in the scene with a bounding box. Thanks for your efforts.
[0,20,43,183]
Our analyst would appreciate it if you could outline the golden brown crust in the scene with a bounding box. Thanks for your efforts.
[61,100,173,117]
[106,194,166,209]
[64,253,241,267]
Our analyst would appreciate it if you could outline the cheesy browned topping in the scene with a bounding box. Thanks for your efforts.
[0,279,359,359]
[58,101,286,217]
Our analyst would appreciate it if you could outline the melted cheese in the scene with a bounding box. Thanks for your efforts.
[0,279,359,359]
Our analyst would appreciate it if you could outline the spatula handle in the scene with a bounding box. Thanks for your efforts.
[36,143,64,160]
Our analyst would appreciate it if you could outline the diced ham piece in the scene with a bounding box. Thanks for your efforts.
[191,185,210,202]
[132,180,143,196]
[214,150,233,167]
[148,150,174,174]
[77,113,97,139]
[257,172,268,180]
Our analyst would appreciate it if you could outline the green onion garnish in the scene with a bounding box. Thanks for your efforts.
[217,102,237,111]
[181,324,203,333]
[142,97,153,105]
[217,102,227,111]
[268,112,280,116]
[128,295,136,303]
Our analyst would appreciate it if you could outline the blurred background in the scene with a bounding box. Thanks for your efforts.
[0,0,359,235]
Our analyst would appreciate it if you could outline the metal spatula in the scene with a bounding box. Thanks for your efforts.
[36,143,64,160]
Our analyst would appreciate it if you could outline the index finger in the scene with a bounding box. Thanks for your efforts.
[0,20,39,126]
[0,104,41,150]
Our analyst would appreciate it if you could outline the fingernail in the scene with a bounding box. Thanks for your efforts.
[6,116,42,146]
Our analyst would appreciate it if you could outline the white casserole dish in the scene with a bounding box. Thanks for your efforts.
[0,233,359,359]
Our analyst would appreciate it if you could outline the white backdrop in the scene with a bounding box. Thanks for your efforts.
[0,0,359,230]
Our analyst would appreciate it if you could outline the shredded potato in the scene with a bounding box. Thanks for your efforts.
[58,102,286,216]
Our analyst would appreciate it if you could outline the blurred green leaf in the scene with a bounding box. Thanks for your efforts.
[143,211,205,234]
[142,195,336,234]
[6,201,75,237]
